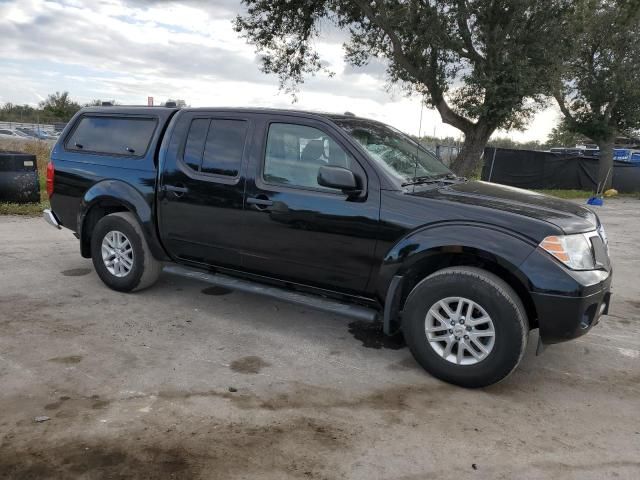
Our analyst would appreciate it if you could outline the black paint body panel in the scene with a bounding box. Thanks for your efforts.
[49,106,612,345]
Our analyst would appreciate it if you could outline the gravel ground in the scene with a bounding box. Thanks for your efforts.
[0,199,639,479]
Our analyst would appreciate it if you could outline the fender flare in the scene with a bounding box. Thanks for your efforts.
[377,222,538,334]
[78,179,167,260]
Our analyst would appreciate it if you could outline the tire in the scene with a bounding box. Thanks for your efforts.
[91,212,162,292]
[402,266,528,388]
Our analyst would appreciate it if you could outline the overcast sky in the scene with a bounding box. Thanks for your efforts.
[0,0,561,141]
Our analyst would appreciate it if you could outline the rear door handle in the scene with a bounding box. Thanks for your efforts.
[163,184,189,197]
[246,196,273,209]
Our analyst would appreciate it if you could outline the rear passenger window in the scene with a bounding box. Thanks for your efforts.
[182,119,247,177]
[183,119,208,171]
[66,116,156,157]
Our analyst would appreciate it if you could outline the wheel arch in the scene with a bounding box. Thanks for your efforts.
[378,224,539,333]
[78,180,167,260]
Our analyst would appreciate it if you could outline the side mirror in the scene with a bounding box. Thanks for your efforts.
[317,165,361,194]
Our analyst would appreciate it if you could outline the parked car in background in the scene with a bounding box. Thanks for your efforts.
[15,127,53,140]
[44,106,612,388]
[0,129,28,140]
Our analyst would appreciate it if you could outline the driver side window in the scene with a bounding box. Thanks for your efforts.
[263,123,361,191]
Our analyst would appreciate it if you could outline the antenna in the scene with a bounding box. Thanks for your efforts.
[413,98,425,192]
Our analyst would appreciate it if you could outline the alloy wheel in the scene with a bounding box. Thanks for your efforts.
[101,230,134,277]
[424,296,496,365]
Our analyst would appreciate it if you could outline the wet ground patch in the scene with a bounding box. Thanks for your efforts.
[627,299,640,310]
[201,286,232,296]
[61,268,91,277]
[0,415,351,479]
[230,356,271,374]
[48,355,83,364]
[387,357,420,371]
[347,321,406,350]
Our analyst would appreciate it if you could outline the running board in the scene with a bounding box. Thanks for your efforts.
[163,264,380,323]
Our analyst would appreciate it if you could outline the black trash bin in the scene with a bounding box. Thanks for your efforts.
[0,151,41,203]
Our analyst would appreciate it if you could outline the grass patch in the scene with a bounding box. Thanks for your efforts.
[536,189,640,200]
[0,199,49,216]
[534,189,594,199]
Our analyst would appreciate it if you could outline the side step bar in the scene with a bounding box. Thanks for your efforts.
[163,264,380,323]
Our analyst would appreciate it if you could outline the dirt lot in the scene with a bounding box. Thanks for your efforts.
[1,199,639,479]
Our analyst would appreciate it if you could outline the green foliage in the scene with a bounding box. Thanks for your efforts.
[0,199,50,216]
[0,102,58,124]
[554,0,640,187]
[546,122,587,148]
[1,91,83,123]
[86,99,118,106]
[486,137,545,151]
[555,1,640,143]
[534,189,592,199]
[39,91,81,122]
[235,0,573,175]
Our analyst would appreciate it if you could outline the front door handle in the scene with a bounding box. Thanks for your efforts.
[247,195,273,209]
[163,184,189,198]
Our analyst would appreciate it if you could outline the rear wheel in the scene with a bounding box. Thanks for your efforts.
[91,212,162,292]
[402,267,528,388]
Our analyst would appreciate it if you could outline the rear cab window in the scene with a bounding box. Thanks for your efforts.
[65,116,157,157]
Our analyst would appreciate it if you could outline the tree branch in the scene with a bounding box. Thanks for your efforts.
[353,0,473,133]
[454,0,484,64]
[553,89,577,129]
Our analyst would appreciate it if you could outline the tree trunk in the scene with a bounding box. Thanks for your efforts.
[450,126,494,177]
[596,136,616,192]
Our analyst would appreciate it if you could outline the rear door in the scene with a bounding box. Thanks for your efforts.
[240,114,381,294]
[158,111,252,268]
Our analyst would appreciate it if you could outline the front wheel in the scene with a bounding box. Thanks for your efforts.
[91,212,162,292]
[402,267,528,388]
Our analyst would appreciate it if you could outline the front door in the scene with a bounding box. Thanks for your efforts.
[158,111,251,268]
[241,115,380,294]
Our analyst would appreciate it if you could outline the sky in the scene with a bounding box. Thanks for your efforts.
[0,0,561,142]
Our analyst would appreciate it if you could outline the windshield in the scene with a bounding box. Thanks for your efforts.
[333,118,452,184]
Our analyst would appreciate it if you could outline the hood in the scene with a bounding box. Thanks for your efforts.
[412,180,598,234]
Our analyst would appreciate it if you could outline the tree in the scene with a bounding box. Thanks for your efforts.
[545,122,588,148]
[486,137,544,151]
[39,91,81,122]
[235,0,572,176]
[86,99,118,106]
[554,0,640,189]
[0,103,36,123]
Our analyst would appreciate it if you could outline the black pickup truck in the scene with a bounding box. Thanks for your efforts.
[44,106,612,387]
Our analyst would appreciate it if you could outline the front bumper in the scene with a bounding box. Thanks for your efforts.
[520,246,612,345]
[531,274,612,344]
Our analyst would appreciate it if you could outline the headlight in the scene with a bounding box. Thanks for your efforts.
[539,233,596,270]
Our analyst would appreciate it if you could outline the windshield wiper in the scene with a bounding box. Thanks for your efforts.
[401,173,459,187]
[401,176,441,187]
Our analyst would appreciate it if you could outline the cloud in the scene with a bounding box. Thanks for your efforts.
[0,0,557,141]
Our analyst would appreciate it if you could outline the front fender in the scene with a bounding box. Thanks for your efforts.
[375,222,538,299]
[78,179,167,260]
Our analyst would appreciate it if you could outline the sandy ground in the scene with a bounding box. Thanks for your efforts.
[0,199,639,479]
